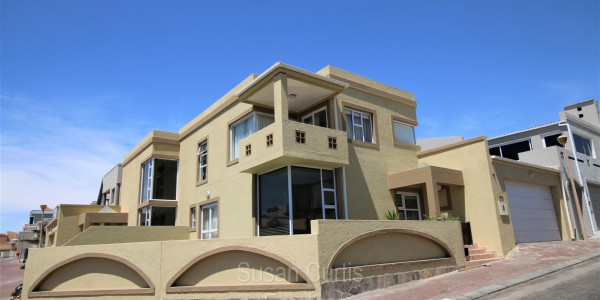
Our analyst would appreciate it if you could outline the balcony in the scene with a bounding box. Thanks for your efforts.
[238,120,348,174]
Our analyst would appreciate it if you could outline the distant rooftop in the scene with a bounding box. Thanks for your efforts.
[488,121,560,140]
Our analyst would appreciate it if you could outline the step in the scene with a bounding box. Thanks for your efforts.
[468,253,497,260]
[465,257,503,268]
[468,248,487,255]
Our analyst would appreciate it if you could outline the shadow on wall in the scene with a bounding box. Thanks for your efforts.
[346,145,378,219]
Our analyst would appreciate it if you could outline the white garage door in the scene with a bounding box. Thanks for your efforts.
[506,181,561,243]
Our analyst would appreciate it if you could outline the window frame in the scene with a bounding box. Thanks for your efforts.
[200,200,219,240]
[189,204,197,231]
[391,115,418,146]
[541,132,562,148]
[227,110,275,165]
[196,137,208,186]
[572,133,595,158]
[301,106,328,128]
[139,157,179,203]
[342,102,378,148]
[395,191,422,220]
[256,165,339,236]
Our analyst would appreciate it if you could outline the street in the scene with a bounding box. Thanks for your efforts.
[0,258,24,300]
[480,257,600,300]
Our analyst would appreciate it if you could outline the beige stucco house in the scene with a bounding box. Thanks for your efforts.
[23,63,573,299]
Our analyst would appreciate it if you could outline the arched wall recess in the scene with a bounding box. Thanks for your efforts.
[28,253,155,298]
[166,246,315,293]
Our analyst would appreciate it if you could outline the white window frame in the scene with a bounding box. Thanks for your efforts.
[138,207,151,226]
[396,192,422,220]
[489,138,532,158]
[197,141,208,182]
[139,158,179,203]
[320,169,338,220]
[190,207,196,229]
[345,108,373,143]
[256,165,339,236]
[392,120,416,144]
[541,131,562,148]
[200,202,218,239]
[301,106,328,127]
[229,112,274,160]
[573,133,595,158]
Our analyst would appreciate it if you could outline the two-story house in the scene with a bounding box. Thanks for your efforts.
[488,99,599,239]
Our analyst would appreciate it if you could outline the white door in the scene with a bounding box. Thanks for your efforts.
[506,181,561,243]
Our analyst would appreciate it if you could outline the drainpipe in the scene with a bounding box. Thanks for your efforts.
[558,121,597,236]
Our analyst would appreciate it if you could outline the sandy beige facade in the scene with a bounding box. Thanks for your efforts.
[23,62,576,299]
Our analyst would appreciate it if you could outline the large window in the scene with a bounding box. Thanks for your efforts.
[488,139,531,160]
[258,166,337,236]
[395,192,421,220]
[200,202,218,239]
[573,134,594,157]
[140,158,178,202]
[197,141,207,183]
[302,106,328,128]
[345,108,373,143]
[138,206,176,226]
[190,206,196,230]
[230,112,274,160]
[393,121,416,144]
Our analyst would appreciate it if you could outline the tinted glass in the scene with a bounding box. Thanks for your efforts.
[489,147,501,156]
[324,191,336,206]
[153,159,178,200]
[314,109,328,128]
[406,210,420,220]
[393,122,414,144]
[322,170,334,189]
[499,140,530,160]
[543,134,561,148]
[291,167,323,234]
[345,110,353,139]
[151,206,176,226]
[405,195,419,209]
[573,134,592,156]
[325,209,337,219]
[362,114,372,142]
[259,167,290,236]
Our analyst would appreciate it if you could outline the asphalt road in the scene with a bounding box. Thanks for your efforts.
[480,256,600,300]
[0,258,24,300]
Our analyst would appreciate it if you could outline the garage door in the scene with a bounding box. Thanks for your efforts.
[589,184,600,231]
[506,181,561,243]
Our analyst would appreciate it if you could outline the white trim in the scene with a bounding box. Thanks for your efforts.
[541,131,563,148]
[287,165,293,235]
[301,106,328,128]
[395,191,422,220]
[559,121,597,235]
[198,141,208,181]
[345,108,373,143]
[200,202,218,239]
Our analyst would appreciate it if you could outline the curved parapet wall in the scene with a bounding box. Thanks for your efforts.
[166,246,315,293]
[28,253,155,298]
[327,229,453,277]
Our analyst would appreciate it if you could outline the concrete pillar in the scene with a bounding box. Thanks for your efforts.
[425,181,440,217]
[273,72,289,122]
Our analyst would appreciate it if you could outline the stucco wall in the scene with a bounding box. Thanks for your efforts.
[23,220,464,300]
[418,138,506,254]
[53,205,121,247]
[64,226,189,246]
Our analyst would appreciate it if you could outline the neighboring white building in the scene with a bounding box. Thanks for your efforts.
[488,99,600,239]
[96,163,123,205]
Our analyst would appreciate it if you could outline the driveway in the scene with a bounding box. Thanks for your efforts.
[0,258,24,300]
[349,238,600,300]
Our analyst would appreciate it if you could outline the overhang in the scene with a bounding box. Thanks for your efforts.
[388,166,464,189]
[235,62,349,113]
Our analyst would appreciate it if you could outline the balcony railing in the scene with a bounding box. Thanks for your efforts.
[238,120,349,173]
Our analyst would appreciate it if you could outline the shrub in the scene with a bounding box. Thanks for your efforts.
[385,210,399,220]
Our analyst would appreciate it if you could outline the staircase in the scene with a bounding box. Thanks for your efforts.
[465,243,502,267]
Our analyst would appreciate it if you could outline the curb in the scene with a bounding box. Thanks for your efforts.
[450,250,600,300]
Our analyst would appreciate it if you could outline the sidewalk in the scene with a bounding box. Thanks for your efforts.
[348,237,600,300]
[0,258,24,300]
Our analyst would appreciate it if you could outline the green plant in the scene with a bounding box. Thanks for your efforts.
[446,213,460,221]
[423,213,460,221]
[423,214,435,221]
[385,210,399,220]
[20,264,25,269]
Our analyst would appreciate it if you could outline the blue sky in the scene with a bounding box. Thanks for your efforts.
[1,1,598,233]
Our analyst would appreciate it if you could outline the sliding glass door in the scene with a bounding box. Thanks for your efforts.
[258,166,338,236]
